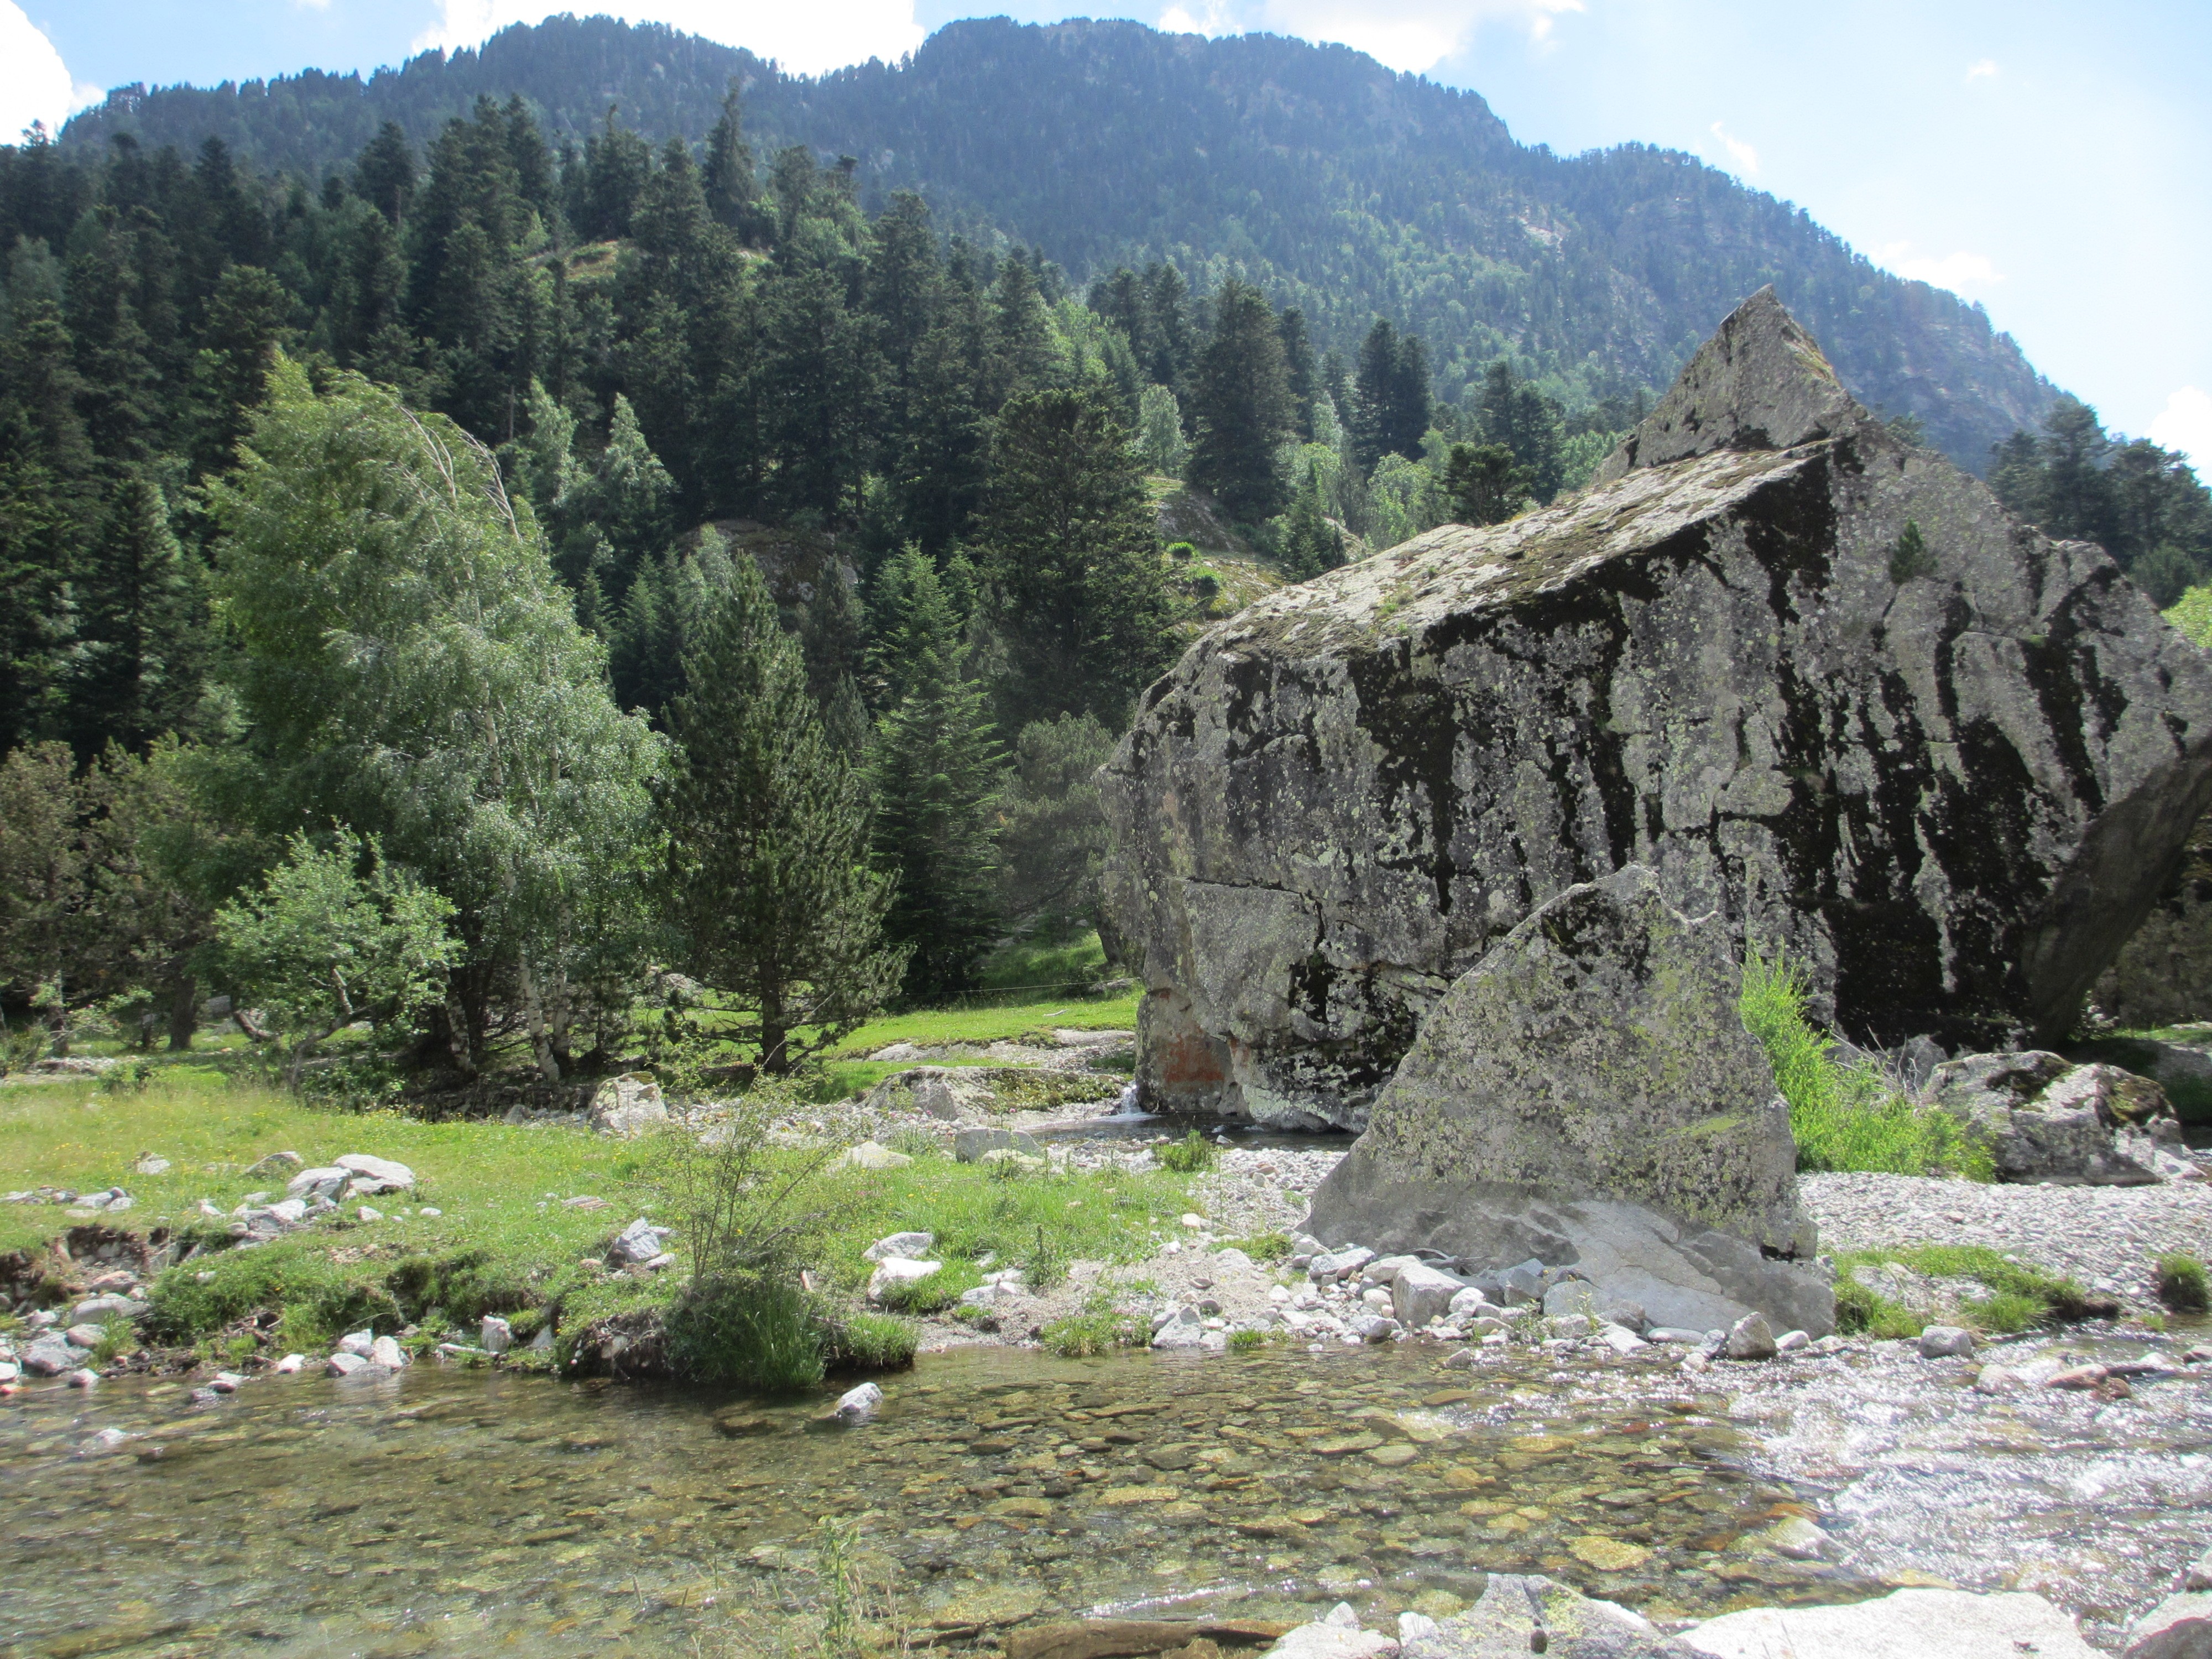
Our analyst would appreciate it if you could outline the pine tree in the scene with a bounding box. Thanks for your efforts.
[702,80,765,239]
[976,388,1175,729]
[352,122,416,226]
[65,476,202,757]
[868,547,1004,998]
[1444,442,1533,526]
[659,553,903,1070]
[1280,460,1344,578]
[1186,277,1293,521]
[1352,319,1432,467]
[1277,305,1317,440]
[1475,361,1565,502]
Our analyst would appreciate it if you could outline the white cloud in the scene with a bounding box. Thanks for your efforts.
[1965,58,1999,80]
[1159,0,1583,75]
[0,3,101,142]
[414,0,925,77]
[2151,387,2212,481]
[1874,241,2005,293]
[1708,120,1757,176]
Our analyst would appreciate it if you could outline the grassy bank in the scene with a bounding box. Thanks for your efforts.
[0,1049,1191,1389]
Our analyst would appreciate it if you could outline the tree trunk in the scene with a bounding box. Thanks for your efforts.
[760,987,788,1076]
[166,975,197,1053]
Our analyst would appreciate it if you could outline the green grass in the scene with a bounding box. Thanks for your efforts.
[1155,1129,1218,1173]
[1,1058,1191,1384]
[1831,1245,2107,1338]
[1040,1291,1151,1357]
[1740,952,1992,1178]
[2157,1252,2210,1313]
[823,990,1141,1058]
[977,927,1112,994]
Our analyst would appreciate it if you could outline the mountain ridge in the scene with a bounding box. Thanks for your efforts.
[58,12,2059,469]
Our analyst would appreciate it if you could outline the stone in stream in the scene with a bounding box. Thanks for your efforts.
[1306,868,1833,1335]
[1925,1052,2192,1184]
[832,1381,883,1422]
[22,1339,77,1376]
[1917,1324,1976,1358]
[1394,1573,1691,1655]
[480,1316,512,1355]
[338,1330,376,1357]
[1681,1587,2099,1659]
[1391,1262,1462,1328]
[1721,1313,1777,1360]
[1103,289,2212,1132]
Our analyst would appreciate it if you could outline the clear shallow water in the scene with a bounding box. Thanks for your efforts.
[0,1344,1864,1657]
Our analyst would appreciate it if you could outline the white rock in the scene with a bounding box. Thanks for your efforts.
[1774,1328,1811,1353]
[865,1258,942,1303]
[1152,1307,1208,1349]
[1213,1246,1255,1272]
[335,1153,415,1188]
[286,1166,351,1199]
[1396,1611,1439,1644]
[1264,1623,1399,1658]
[77,1427,131,1455]
[833,1381,884,1422]
[268,1197,307,1225]
[1723,1312,1777,1360]
[1447,1286,1492,1317]
[326,1353,389,1379]
[1353,1313,1401,1343]
[133,1155,170,1176]
[864,1231,936,1263]
[2127,1591,2212,1658]
[370,1335,409,1368]
[357,1206,383,1222]
[1310,1246,1375,1284]
[65,1324,106,1349]
[338,1330,376,1357]
[839,1141,912,1170]
[1180,1213,1204,1229]
[608,1216,675,1266]
[1391,1262,1463,1328]
[481,1316,513,1355]
[419,1207,441,1217]
[587,1072,670,1137]
[65,1369,98,1388]
[275,1354,305,1374]
[1597,1322,1647,1354]
[1682,1587,2099,1659]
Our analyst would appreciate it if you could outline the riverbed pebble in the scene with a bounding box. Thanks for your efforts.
[1917,1324,1976,1358]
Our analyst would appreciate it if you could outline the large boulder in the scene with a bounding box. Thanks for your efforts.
[1305,868,1831,1334]
[1926,1051,2194,1183]
[1101,289,2212,1129]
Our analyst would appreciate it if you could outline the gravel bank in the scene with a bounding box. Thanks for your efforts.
[1801,1171,2212,1310]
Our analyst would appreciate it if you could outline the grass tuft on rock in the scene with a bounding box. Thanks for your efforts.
[1739,951,1991,1178]
[2156,1252,2210,1313]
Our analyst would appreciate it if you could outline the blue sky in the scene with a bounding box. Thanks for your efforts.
[9,0,2210,472]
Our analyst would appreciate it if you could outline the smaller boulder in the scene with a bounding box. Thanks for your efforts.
[953,1126,1042,1163]
[865,1258,941,1303]
[587,1073,670,1139]
[1918,1324,1976,1359]
[1152,1306,1208,1349]
[1723,1312,1778,1361]
[1308,1246,1375,1284]
[1928,1052,2185,1185]
[865,1230,936,1262]
[335,1153,416,1191]
[481,1316,513,1355]
[338,1331,376,1357]
[607,1217,675,1266]
[286,1166,349,1202]
[22,1339,76,1376]
[245,1150,304,1178]
[1391,1262,1463,1328]
[834,1381,884,1422]
[2127,1593,2212,1659]
[838,1141,912,1170]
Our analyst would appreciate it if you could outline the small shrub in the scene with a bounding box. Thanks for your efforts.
[823,1310,918,1372]
[97,1058,154,1095]
[1020,1225,1067,1290]
[1887,520,1938,583]
[1740,950,1990,1178]
[1830,1276,1924,1339]
[1040,1293,1149,1357]
[145,1240,400,1348]
[662,1276,826,1394]
[2157,1253,2210,1313]
[1226,1327,1274,1352]
[1156,1130,1218,1173]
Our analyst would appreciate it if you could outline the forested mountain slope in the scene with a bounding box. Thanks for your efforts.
[61,13,2058,467]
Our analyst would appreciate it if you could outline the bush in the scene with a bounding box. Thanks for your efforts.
[662,1276,826,1393]
[1226,1327,1275,1351]
[145,1240,400,1350]
[1224,1231,1292,1264]
[385,1248,536,1327]
[1740,951,1990,1178]
[1041,1296,1150,1358]
[822,1309,918,1373]
[2157,1253,2210,1313]
[1156,1129,1218,1173]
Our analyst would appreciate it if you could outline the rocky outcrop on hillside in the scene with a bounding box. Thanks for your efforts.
[1101,289,2212,1131]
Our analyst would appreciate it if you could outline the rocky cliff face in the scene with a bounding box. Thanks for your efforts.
[1102,290,2212,1129]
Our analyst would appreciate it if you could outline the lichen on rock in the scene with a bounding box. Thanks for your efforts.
[1103,288,2212,1129]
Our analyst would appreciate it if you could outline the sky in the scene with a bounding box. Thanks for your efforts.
[8,0,2209,476]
